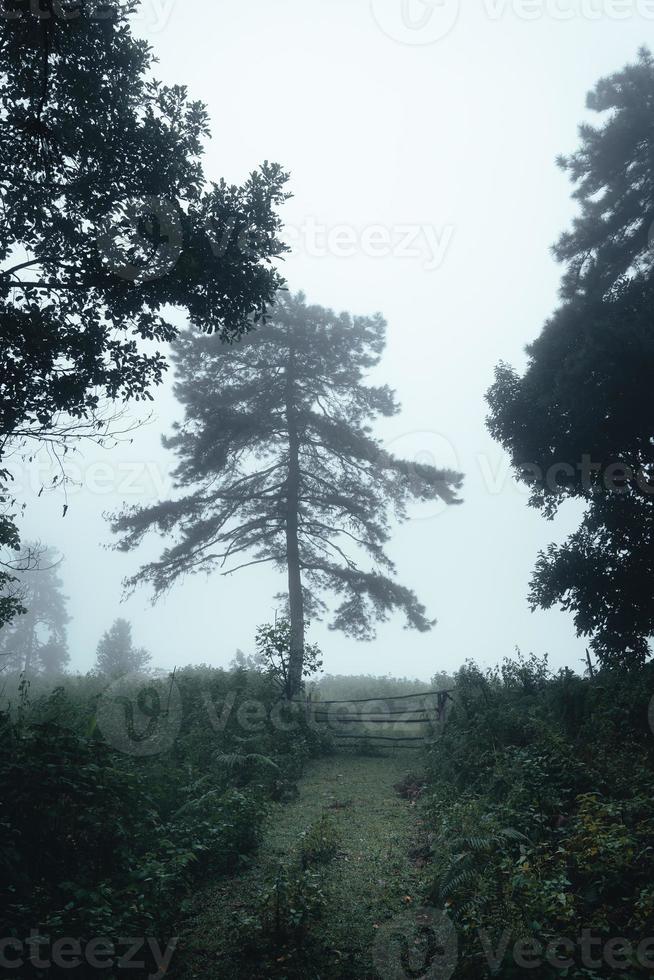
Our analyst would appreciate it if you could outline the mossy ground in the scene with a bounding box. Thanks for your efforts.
[176,749,428,979]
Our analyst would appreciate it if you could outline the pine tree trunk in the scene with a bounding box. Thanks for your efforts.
[23,608,36,675]
[284,345,305,699]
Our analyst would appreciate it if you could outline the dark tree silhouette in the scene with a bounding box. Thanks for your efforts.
[487,50,654,667]
[0,544,69,675]
[112,292,463,695]
[94,618,151,677]
[0,521,35,628]
[0,1,289,621]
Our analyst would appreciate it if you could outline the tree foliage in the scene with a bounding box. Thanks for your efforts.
[94,617,151,676]
[111,292,463,690]
[0,0,289,624]
[256,619,323,698]
[0,515,32,628]
[487,49,654,667]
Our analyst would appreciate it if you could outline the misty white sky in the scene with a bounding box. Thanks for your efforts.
[14,0,654,679]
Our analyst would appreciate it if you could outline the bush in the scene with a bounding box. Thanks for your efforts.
[422,654,654,979]
[0,664,330,966]
[299,813,341,868]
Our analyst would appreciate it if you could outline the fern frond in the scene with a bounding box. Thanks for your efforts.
[497,827,529,842]
[215,752,280,772]
[439,868,479,899]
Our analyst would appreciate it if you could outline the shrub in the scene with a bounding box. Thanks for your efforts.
[299,814,341,868]
[0,664,330,959]
[422,654,654,979]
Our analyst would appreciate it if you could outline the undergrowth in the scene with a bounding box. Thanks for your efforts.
[423,654,654,979]
[0,666,331,977]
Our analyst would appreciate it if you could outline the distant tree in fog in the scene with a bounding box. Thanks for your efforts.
[94,618,151,677]
[229,648,264,671]
[111,292,463,696]
[0,537,43,630]
[312,673,430,702]
[0,544,69,676]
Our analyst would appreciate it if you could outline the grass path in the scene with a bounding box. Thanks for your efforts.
[177,750,428,979]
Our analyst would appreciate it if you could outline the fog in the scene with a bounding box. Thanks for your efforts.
[13,0,650,678]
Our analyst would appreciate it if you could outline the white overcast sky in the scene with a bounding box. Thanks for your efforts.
[16,0,654,678]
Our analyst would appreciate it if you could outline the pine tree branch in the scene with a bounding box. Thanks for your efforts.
[298,528,357,569]
[222,556,276,576]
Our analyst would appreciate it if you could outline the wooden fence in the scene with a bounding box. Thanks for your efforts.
[294,689,453,749]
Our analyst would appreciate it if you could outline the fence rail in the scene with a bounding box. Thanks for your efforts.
[299,689,453,705]
[311,716,433,725]
[294,688,453,748]
[329,732,426,743]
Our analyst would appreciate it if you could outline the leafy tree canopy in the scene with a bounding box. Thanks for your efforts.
[487,50,654,667]
[255,620,323,698]
[0,0,289,624]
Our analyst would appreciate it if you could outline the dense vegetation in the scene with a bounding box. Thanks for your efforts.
[4,656,653,978]
[424,655,654,978]
[2,10,654,980]
[0,665,331,976]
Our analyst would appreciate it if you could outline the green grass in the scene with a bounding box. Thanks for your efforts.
[176,750,428,978]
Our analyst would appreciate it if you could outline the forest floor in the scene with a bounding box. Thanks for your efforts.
[176,749,429,979]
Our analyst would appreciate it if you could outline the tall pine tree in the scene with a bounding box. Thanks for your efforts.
[112,293,463,694]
